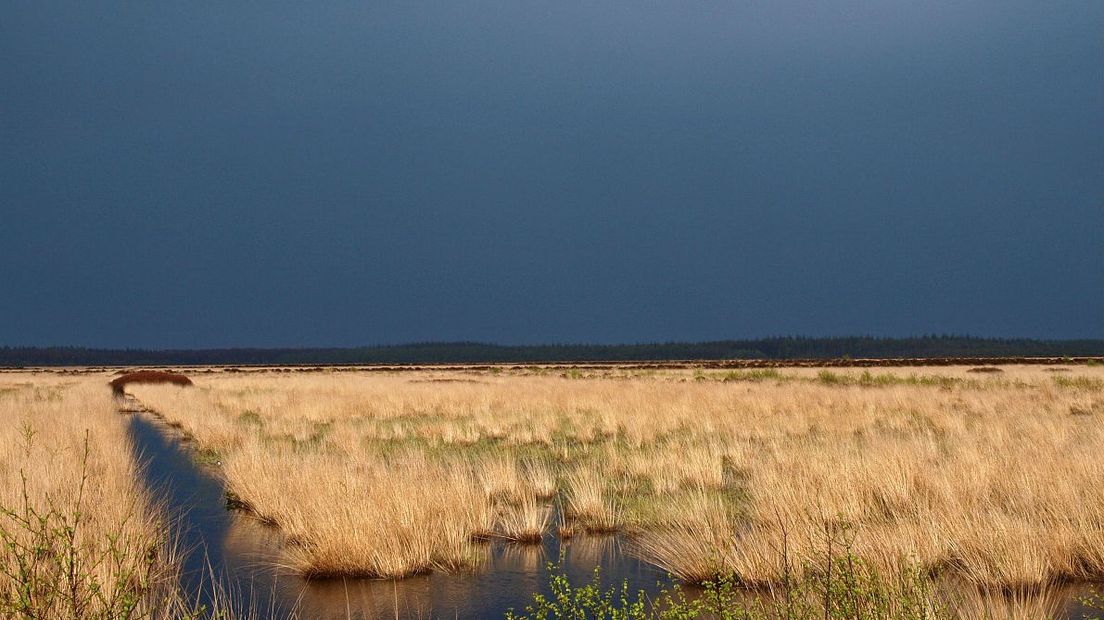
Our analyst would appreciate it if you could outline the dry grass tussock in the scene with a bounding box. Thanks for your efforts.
[0,376,188,618]
[127,365,1104,590]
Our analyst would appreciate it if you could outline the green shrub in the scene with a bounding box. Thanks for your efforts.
[505,564,649,620]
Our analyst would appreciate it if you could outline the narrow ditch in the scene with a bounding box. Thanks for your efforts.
[126,406,287,617]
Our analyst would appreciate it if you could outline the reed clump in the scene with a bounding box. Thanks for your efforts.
[494,495,551,543]
[223,444,492,578]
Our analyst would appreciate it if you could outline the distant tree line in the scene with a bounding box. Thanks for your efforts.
[2,336,1103,366]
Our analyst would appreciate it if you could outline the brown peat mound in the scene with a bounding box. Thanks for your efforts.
[110,370,193,395]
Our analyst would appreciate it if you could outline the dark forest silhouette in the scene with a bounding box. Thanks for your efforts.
[3,336,1103,366]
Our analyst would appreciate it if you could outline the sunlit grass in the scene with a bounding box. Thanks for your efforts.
[126,364,1104,591]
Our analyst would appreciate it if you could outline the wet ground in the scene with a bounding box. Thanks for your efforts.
[126,410,1101,619]
[126,412,671,618]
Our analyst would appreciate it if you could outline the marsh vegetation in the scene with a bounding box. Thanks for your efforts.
[0,376,270,619]
[126,366,1104,597]
[4,364,1103,618]
[0,377,191,618]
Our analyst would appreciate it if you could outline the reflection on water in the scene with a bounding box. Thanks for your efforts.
[127,410,288,616]
[127,413,1101,619]
[127,413,669,618]
[947,585,1099,620]
[222,517,668,619]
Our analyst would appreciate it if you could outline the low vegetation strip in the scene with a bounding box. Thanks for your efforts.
[0,377,179,618]
[126,364,1104,593]
[507,551,1104,619]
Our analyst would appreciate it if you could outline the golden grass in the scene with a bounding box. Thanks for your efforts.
[222,444,491,578]
[125,364,1104,590]
[494,495,551,543]
[0,376,177,618]
[565,469,624,533]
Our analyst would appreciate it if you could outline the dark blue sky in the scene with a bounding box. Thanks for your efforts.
[2,1,1102,348]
